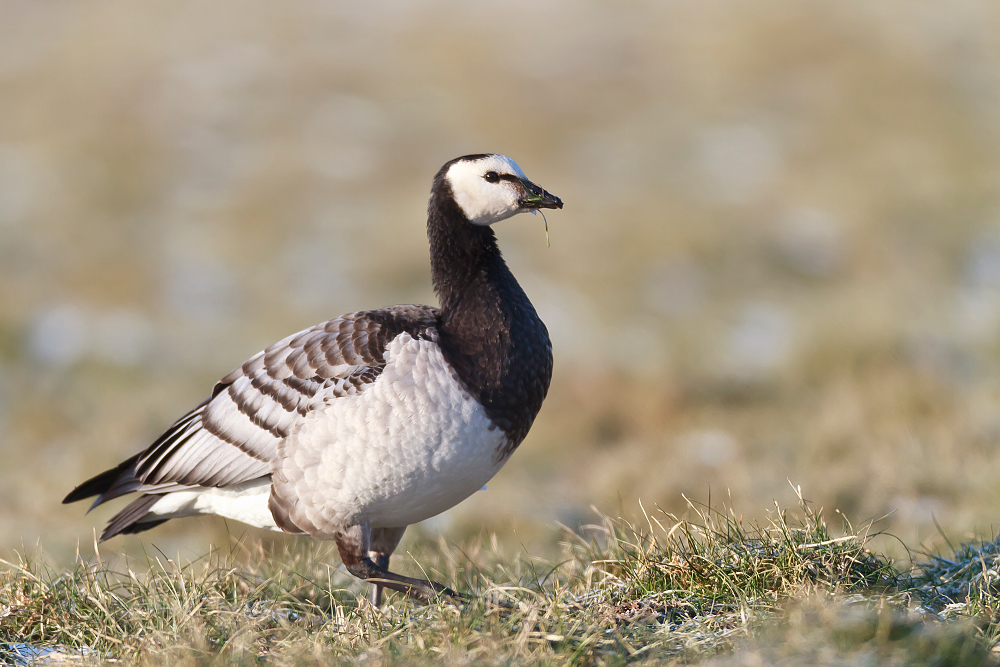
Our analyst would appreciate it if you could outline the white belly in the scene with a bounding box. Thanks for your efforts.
[276,334,509,531]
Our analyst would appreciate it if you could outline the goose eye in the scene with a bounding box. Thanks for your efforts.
[483,171,500,183]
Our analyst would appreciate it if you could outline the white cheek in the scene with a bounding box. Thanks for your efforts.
[453,181,520,226]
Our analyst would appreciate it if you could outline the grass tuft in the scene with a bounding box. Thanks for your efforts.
[571,485,894,617]
[907,534,1000,655]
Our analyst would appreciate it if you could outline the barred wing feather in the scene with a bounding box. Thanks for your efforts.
[65,307,438,510]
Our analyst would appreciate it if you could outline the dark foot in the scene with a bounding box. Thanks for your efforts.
[348,557,467,605]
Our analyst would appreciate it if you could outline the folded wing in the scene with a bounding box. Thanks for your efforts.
[63,305,440,539]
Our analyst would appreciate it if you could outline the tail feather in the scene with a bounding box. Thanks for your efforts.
[117,518,169,536]
[63,453,142,506]
[100,494,163,541]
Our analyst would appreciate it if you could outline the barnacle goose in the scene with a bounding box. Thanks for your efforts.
[64,154,563,604]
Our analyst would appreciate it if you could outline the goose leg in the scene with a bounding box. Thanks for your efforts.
[368,526,407,606]
[336,524,462,604]
[368,552,390,606]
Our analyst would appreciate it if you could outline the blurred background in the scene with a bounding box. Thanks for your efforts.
[2,0,1000,564]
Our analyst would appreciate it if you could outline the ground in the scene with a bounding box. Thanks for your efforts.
[4,490,1000,665]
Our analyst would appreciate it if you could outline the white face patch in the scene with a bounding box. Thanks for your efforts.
[445,155,531,226]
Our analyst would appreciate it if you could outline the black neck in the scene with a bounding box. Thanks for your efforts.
[425,174,553,453]
[427,187,501,315]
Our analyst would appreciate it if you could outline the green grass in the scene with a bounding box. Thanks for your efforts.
[3,491,1000,665]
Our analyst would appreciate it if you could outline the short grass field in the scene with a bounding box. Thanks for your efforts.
[4,488,1000,665]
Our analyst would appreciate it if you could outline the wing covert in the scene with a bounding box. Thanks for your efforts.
[91,307,438,503]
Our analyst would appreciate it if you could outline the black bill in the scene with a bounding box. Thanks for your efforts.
[518,178,563,210]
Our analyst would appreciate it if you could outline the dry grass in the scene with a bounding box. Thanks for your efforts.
[4,491,999,665]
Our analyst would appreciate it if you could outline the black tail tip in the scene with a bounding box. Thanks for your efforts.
[63,487,90,505]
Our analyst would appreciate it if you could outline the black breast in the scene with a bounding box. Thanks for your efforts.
[427,178,553,458]
[437,262,553,456]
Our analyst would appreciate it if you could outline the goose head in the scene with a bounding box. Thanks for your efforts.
[442,154,562,226]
